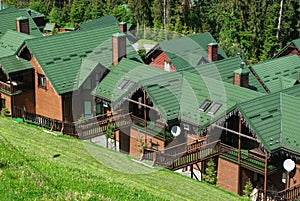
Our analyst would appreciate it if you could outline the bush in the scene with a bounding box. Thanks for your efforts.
[203,158,217,184]
[1,108,10,117]
[243,179,253,198]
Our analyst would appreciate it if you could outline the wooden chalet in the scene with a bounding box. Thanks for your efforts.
[274,38,300,59]
[94,53,300,200]
[249,54,300,94]
[143,32,228,72]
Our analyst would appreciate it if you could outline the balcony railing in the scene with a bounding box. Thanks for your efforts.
[0,81,12,94]
[14,106,78,138]
[130,115,173,142]
[220,143,278,175]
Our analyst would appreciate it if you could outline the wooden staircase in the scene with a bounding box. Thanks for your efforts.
[143,140,223,171]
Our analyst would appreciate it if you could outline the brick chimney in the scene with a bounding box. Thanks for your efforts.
[119,22,127,33]
[233,62,249,88]
[112,32,126,66]
[208,43,218,62]
[16,16,30,35]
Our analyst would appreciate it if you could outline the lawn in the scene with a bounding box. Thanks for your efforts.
[0,116,248,201]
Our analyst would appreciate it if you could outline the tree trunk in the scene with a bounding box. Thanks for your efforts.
[276,0,284,40]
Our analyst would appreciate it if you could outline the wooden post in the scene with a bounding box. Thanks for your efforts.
[238,115,242,163]
[238,115,242,194]
[143,90,147,129]
[190,164,194,179]
[152,151,157,166]
[286,170,289,189]
[263,151,268,201]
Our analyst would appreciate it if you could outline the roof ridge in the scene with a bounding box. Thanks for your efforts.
[26,24,121,43]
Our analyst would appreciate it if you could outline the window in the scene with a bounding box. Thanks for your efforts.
[95,73,101,84]
[38,74,46,88]
[123,81,135,91]
[83,77,91,89]
[207,102,222,115]
[84,101,92,118]
[183,124,190,131]
[164,61,170,72]
[198,99,212,112]
[116,79,128,90]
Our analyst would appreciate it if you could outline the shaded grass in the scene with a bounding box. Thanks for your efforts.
[0,116,248,200]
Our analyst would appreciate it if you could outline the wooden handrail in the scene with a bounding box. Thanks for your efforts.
[0,81,12,93]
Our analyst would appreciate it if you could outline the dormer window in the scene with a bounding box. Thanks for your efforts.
[198,99,212,112]
[164,61,170,72]
[207,102,222,115]
[38,74,46,88]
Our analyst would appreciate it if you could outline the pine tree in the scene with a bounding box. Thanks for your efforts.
[203,158,217,185]
[243,179,253,198]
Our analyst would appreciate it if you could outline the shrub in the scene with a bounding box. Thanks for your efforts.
[203,158,217,184]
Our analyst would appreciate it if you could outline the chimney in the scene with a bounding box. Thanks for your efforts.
[119,22,127,33]
[233,62,249,88]
[16,16,30,35]
[208,43,218,62]
[112,32,126,66]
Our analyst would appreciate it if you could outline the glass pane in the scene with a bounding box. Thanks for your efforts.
[116,79,129,90]
[198,99,212,112]
[207,102,222,115]
[84,101,92,118]
[123,81,135,91]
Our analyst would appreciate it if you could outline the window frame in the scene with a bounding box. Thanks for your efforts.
[38,74,46,89]
[198,99,212,112]
[207,102,222,116]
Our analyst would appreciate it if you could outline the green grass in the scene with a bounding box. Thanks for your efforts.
[0,116,248,201]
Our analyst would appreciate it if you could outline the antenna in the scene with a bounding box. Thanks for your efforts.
[171,125,181,137]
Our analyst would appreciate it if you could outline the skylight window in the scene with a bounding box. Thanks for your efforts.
[116,79,129,90]
[207,102,222,115]
[123,81,135,91]
[198,99,212,112]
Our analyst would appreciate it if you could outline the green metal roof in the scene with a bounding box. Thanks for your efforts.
[98,67,262,126]
[43,23,56,31]
[183,56,266,93]
[0,30,35,57]
[238,85,300,154]
[141,71,262,126]
[251,54,300,93]
[0,2,8,10]
[293,38,300,51]
[26,25,141,94]
[79,15,119,30]
[93,59,166,103]
[0,9,42,37]
[21,8,45,18]
[0,55,32,74]
[157,32,228,71]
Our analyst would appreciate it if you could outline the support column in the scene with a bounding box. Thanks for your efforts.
[190,164,193,179]
[143,90,147,129]
[263,151,268,201]
[238,115,242,194]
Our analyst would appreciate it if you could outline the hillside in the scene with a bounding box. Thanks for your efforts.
[0,116,247,200]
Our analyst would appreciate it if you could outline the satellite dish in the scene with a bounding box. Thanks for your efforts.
[171,126,181,137]
[283,159,295,172]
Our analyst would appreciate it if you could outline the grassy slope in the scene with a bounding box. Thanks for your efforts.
[0,116,247,201]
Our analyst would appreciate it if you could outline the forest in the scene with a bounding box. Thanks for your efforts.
[5,0,300,63]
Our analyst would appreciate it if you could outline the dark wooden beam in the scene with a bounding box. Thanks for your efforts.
[212,124,257,141]
[264,151,268,201]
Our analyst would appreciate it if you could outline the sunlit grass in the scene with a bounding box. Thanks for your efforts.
[0,116,248,200]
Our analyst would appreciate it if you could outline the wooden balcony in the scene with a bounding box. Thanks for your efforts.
[0,81,12,94]
[130,115,173,142]
[219,143,278,175]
